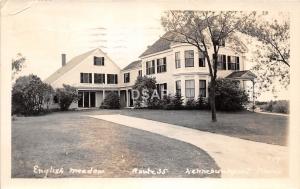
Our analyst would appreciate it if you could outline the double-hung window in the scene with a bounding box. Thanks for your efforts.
[185,80,195,99]
[227,56,240,70]
[146,60,155,75]
[175,80,181,96]
[156,83,168,97]
[80,73,92,83]
[94,56,104,66]
[138,70,142,77]
[94,73,105,84]
[175,52,181,68]
[214,54,226,70]
[124,73,130,83]
[199,52,205,67]
[107,74,118,84]
[199,80,206,97]
[157,57,167,73]
[185,50,194,67]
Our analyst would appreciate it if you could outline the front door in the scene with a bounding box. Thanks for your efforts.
[90,92,96,107]
[128,89,133,107]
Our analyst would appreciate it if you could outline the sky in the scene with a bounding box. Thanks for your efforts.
[1,0,289,100]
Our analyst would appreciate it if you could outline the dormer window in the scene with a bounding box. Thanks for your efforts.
[94,56,104,66]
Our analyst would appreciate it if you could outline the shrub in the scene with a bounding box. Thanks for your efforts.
[262,100,289,114]
[171,92,184,110]
[56,84,78,111]
[147,97,162,109]
[12,74,55,115]
[185,98,197,110]
[196,95,209,110]
[273,101,289,114]
[162,94,172,106]
[210,79,249,111]
[100,92,120,109]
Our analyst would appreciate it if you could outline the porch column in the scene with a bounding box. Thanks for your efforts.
[118,90,121,97]
[252,79,255,112]
[195,77,200,100]
[126,89,129,107]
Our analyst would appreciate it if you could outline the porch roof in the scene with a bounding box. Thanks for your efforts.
[225,70,257,81]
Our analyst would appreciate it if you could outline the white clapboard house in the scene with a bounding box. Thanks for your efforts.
[45,33,256,109]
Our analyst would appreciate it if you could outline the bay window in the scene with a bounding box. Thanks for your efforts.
[185,80,195,99]
[185,50,194,67]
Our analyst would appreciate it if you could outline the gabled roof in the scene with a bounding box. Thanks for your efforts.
[122,60,142,71]
[45,48,100,84]
[139,32,174,58]
[140,31,248,58]
[226,70,257,80]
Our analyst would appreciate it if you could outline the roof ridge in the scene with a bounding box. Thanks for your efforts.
[44,48,100,84]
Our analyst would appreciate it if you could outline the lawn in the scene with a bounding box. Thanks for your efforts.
[88,109,288,146]
[12,111,220,178]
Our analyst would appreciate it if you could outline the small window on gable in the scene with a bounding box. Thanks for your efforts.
[94,56,104,66]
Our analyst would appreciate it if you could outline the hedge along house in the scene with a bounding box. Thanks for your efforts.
[45,48,121,109]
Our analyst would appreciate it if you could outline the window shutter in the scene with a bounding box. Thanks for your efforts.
[89,73,92,83]
[237,57,240,70]
[228,56,231,70]
[93,57,96,65]
[163,57,167,72]
[223,55,226,70]
[157,59,159,72]
[102,57,105,65]
[80,73,83,83]
[115,74,118,84]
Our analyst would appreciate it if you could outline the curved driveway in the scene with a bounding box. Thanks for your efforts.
[89,114,288,178]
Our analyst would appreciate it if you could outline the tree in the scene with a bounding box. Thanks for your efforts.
[41,83,55,110]
[212,79,249,111]
[161,11,253,121]
[55,84,78,111]
[12,74,54,115]
[12,53,26,80]
[132,76,157,108]
[241,13,290,93]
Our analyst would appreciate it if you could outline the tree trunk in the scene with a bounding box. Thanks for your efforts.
[210,78,217,122]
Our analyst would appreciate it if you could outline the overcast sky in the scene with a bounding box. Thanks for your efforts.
[1,0,289,100]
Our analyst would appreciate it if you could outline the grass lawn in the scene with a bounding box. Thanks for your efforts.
[12,111,220,178]
[88,109,288,146]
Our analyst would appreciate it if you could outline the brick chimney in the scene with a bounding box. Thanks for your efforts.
[61,53,66,66]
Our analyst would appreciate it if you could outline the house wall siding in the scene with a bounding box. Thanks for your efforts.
[51,49,121,89]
